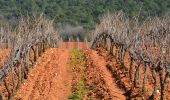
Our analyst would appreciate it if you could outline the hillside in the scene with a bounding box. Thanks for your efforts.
[1,0,170,29]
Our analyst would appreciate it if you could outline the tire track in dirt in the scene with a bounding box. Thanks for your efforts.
[87,50,126,100]
[14,48,72,100]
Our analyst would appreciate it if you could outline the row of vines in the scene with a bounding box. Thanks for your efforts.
[91,12,170,100]
[0,14,59,100]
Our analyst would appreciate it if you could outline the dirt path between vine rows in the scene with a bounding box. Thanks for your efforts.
[14,48,72,100]
[13,42,126,100]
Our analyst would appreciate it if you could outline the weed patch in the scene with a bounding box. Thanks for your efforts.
[68,49,88,100]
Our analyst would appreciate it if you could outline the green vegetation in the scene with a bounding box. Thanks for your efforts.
[1,0,170,29]
[69,77,87,100]
[70,48,86,72]
[69,49,88,100]
[1,0,170,41]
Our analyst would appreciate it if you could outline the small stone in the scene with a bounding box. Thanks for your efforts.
[142,97,144,99]
[157,90,160,94]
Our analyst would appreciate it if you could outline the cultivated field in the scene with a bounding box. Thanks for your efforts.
[0,12,170,100]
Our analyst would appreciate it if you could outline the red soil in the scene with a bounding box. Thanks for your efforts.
[95,48,170,100]
[11,42,165,100]
[0,49,10,69]
[86,49,126,100]
[60,42,90,49]
[14,48,72,100]
[12,42,127,100]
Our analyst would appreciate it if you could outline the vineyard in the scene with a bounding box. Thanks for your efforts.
[0,12,170,100]
[0,14,59,100]
[91,12,170,100]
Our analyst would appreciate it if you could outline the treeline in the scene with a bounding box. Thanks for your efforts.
[0,0,170,41]
[0,0,170,29]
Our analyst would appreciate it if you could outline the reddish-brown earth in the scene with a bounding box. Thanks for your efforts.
[86,50,126,100]
[95,48,170,100]
[14,42,90,100]
[60,42,90,49]
[2,42,169,100]
[13,42,125,100]
[0,49,11,69]
[14,48,72,100]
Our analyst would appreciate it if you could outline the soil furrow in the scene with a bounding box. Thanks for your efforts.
[86,50,126,100]
[14,48,72,100]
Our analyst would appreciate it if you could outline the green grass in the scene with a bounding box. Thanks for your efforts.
[69,48,86,72]
[68,48,88,100]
